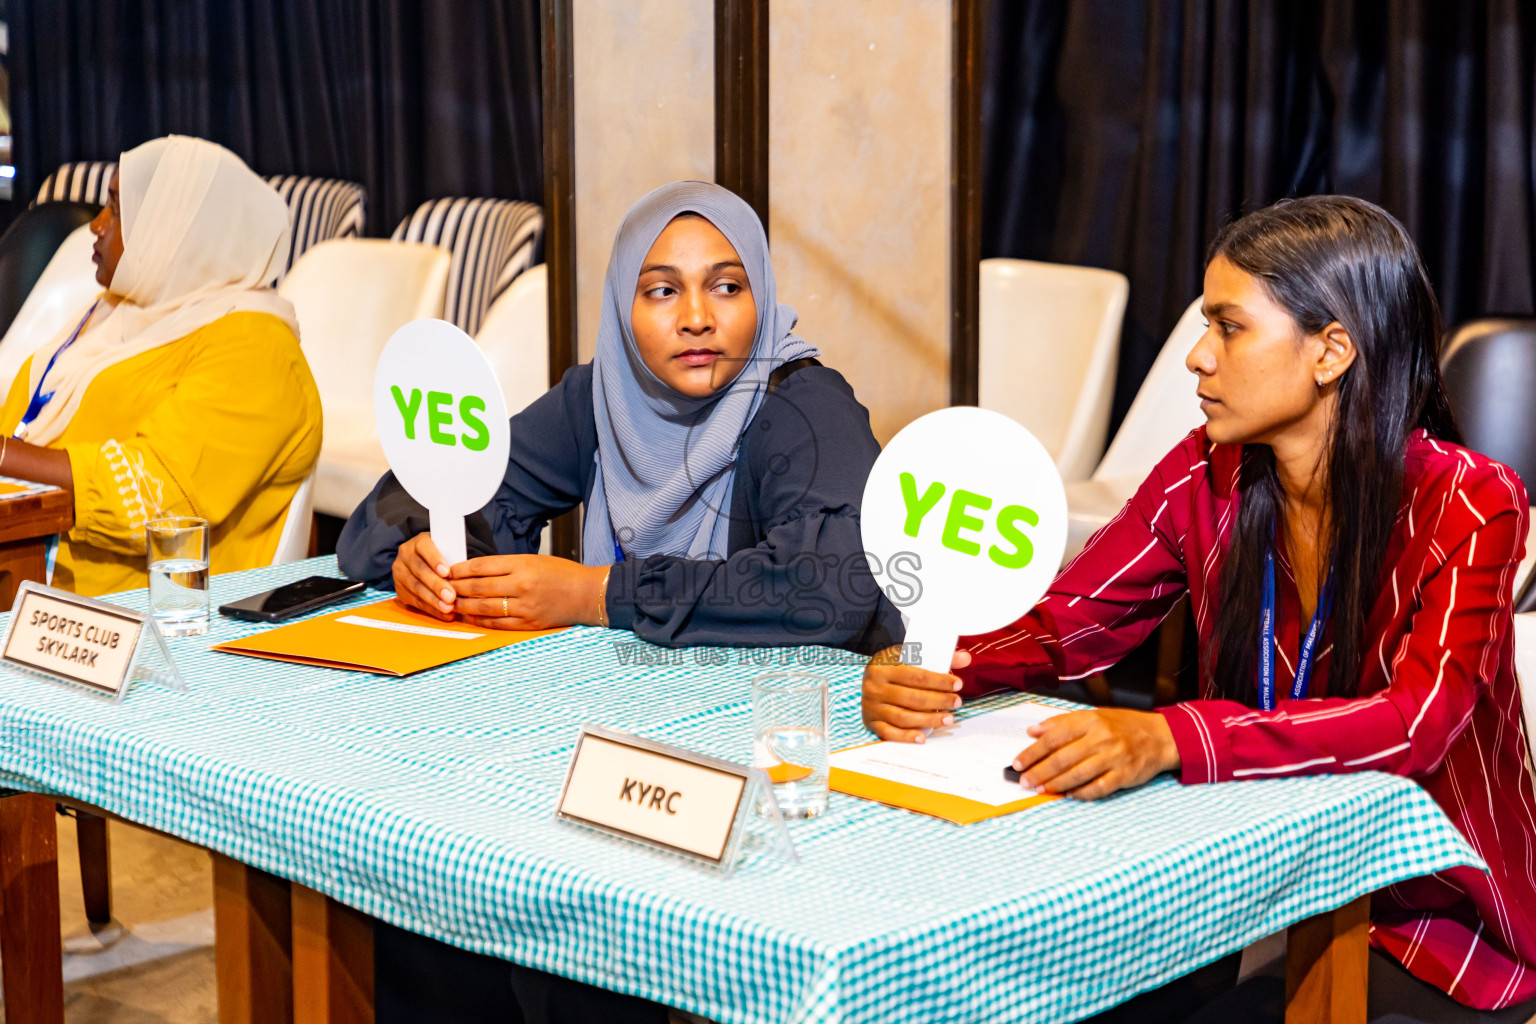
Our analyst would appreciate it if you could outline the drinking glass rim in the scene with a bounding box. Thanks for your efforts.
[147,516,209,534]
[751,671,829,695]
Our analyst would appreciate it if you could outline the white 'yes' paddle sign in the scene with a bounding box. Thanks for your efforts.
[373,319,510,567]
[859,406,1068,674]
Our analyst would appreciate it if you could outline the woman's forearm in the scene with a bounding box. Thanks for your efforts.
[0,437,74,491]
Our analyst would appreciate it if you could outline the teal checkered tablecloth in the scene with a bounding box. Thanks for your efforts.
[0,558,1481,1024]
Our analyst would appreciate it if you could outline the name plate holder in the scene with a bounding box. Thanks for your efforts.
[0,581,186,702]
[555,724,797,875]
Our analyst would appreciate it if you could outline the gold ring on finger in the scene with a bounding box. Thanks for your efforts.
[502,597,509,617]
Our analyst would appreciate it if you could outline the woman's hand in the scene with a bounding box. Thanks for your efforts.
[449,555,608,631]
[391,533,457,621]
[1012,709,1180,801]
[861,647,974,743]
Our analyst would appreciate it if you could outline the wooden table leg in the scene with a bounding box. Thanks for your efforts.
[214,852,294,1024]
[0,535,48,612]
[1286,894,1370,1024]
[293,884,375,1024]
[77,810,113,924]
[0,792,65,1024]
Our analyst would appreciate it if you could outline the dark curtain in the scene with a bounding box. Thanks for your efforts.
[8,0,543,236]
[983,0,1536,430]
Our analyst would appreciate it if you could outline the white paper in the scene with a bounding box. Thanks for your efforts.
[336,616,483,640]
[830,701,1068,806]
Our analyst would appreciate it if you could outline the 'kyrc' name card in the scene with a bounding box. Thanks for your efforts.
[555,725,760,870]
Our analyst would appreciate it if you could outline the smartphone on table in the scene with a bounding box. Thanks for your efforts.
[218,575,367,623]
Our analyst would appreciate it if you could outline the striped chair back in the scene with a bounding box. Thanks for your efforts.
[264,176,366,280]
[33,161,117,207]
[391,197,543,335]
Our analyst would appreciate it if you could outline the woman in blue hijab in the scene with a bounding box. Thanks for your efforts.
[340,181,901,653]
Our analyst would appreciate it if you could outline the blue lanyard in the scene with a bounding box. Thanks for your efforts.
[18,301,98,436]
[1259,544,1336,711]
[613,536,625,563]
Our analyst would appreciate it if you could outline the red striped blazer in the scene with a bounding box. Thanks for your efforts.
[957,427,1536,1010]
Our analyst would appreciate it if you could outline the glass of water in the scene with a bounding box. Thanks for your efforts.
[147,517,210,636]
[752,672,830,820]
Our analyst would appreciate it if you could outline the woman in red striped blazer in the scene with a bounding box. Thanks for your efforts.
[863,196,1536,1018]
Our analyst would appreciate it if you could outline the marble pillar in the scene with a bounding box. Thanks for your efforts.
[769,1,952,442]
[573,0,716,362]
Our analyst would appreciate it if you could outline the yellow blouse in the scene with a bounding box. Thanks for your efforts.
[0,311,322,597]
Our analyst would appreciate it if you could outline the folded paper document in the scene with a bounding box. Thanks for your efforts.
[830,701,1068,824]
[213,598,563,675]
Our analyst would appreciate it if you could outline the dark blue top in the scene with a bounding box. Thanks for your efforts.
[337,361,905,654]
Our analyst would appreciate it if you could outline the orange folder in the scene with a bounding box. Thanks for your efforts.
[830,743,1059,825]
[212,597,564,676]
[0,480,56,498]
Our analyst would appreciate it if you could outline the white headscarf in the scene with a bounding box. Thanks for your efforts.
[20,135,297,445]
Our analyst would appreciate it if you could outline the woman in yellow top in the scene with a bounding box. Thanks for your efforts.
[0,136,321,596]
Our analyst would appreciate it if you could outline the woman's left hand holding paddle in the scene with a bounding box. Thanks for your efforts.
[449,555,609,631]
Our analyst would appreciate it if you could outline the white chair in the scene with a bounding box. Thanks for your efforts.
[1515,513,1536,613]
[279,238,450,519]
[979,258,1129,483]
[476,264,551,555]
[269,469,318,565]
[0,224,101,397]
[1512,612,1536,779]
[1502,503,1536,782]
[1062,296,1208,562]
[475,264,549,417]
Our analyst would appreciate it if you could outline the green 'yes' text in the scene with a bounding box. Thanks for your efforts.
[898,472,1038,568]
[391,386,490,451]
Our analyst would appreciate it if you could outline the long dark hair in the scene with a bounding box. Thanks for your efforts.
[1205,196,1461,702]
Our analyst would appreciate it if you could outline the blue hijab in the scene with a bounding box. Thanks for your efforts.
[582,181,820,566]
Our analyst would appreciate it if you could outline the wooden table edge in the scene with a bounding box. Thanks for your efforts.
[0,487,74,546]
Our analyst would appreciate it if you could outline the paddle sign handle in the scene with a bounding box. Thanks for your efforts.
[430,510,468,569]
[903,619,958,676]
